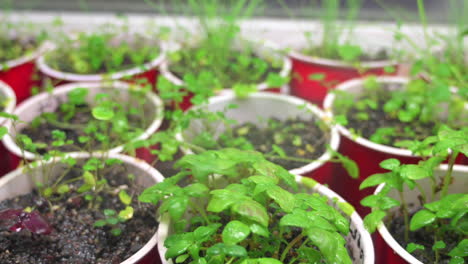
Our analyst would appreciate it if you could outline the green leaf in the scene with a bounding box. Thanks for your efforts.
[111,228,122,236]
[103,209,116,216]
[82,171,96,186]
[379,159,400,171]
[361,195,400,210]
[249,223,270,237]
[164,234,194,259]
[160,196,189,221]
[57,184,70,194]
[240,258,283,264]
[106,217,119,225]
[307,227,352,264]
[94,219,107,227]
[207,243,247,258]
[266,186,295,213]
[184,183,209,197]
[92,106,114,120]
[175,254,190,263]
[360,173,389,190]
[118,190,132,205]
[401,165,430,180]
[280,211,310,229]
[410,210,436,231]
[448,239,468,257]
[194,223,221,241]
[406,243,425,253]
[432,241,446,250]
[222,220,251,245]
[232,200,269,227]
[363,210,386,233]
[118,206,134,220]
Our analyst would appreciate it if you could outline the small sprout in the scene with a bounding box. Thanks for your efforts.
[118,190,132,205]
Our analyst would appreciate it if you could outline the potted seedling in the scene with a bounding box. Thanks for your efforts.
[286,0,399,104]
[0,148,165,263]
[2,81,164,169]
[407,0,467,99]
[0,80,16,175]
[175,92,360,185]
[323,76,467,214]
[0,21,49,103]
[138,148,374,264]
[159,0,291,110]
[360,126,468,264]
[37,25,165,86]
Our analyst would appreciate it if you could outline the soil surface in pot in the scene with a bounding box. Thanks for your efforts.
[0,35,38,64]
[0,163,157,264]
[388,208,460,264]
[170,48,282,88]
[19,99,148,154]
[192,117,328,170]
[340,83,440,146]
[301,46,390,62]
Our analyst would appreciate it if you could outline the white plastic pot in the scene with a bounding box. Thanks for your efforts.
[0,153,165,264]
[0,80,17,126]
[37,39,165,82]
[157,174,375,264]
[323,76,418,158]
[160,38,292,92]
[375,165,468,264]
[2,81,164,160]
[178,92,340,182]
[322,76,424,215]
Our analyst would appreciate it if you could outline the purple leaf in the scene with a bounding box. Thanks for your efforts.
[0,209,52,235]
[23,211,52,235]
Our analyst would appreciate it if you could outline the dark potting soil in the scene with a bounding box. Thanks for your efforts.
[200,117,328,170]
[302,46,389,62]
[388,208,461,264]
[0,164,157,264]
[19,102,146,154]
[344,85,438,146]
[170,49,282,88]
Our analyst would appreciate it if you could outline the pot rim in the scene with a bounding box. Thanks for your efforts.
[0,80,17,126]
[176,91,340,175]
[160,39,292,91]
[37,40,166,82]
[323,76,420,157]
[157,174,375,264]
[0,152,165,264]
[2,81,164,160]
[374,164,468,264]
[0,41,53,71]
[289,49,398,69]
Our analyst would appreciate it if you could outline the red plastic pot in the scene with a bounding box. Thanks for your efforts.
[0,153,165,264]
[0,43,50,103]
[323,77,423,215]
[289,50,398,106]
[373,165,468,264]
[177,92,340,185]
[2,81,164,171]
[0,81,16,176]
[37,40,165,88]
[160,39,291,111]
